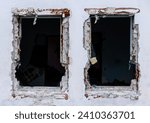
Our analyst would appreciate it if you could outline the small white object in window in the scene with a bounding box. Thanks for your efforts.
[90,57,97,65]
[33,14,38,25]
[94,15,99,24]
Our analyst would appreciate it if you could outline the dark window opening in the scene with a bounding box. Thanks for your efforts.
[88,16,134,86]
[15,16,65,87]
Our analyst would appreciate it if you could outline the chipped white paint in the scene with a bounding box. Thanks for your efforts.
[83,18,91,51]
[11,8,70,17]
[85,8,140,15]
[131,24,139,63]
[105,7,116,14]
[1,0,150,105]
[83,8,140,100]
[60,17,70,65]
[11,8,70,100]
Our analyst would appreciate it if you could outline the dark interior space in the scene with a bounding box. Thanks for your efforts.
[15,16,65,87]
[88,16,133,86]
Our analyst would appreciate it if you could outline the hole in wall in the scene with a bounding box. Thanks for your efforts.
[88,16,133,86]
[15,16,65,87]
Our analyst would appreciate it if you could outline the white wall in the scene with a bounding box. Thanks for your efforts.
[0,0,150,105]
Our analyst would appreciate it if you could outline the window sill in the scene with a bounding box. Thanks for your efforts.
[12,86,68,100]
[85,86,139,100]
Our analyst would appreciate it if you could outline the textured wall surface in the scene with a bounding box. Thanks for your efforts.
[0,0,150,105]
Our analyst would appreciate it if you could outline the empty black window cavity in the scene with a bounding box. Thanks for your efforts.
[88,16,133,86]
[15,16,65,87]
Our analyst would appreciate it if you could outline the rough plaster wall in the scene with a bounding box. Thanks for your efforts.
[0,0,150,105]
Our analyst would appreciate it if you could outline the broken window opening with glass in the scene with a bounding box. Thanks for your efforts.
[12,8,70,98]
[84,8,140,99]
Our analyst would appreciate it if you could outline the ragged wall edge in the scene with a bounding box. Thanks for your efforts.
[11,8,70,102]
[83,7,140,100]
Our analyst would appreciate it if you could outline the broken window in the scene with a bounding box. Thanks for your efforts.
[12,8,70,97]
[15,16,65,87]
[89,16,132,86]
[84,8,140,98]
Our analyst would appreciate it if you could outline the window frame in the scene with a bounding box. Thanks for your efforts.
[11,8,70,99]
[84,7,140,100]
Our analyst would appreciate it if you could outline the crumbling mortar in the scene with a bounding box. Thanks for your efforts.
[12,8,70,17]
[11,8,70,100]
[85,7,140,15]
[84,7,140,100]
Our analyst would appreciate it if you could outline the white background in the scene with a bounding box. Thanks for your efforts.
[0,0,150,105]
[0,106,150,122]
